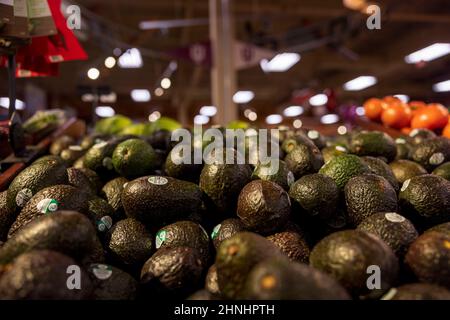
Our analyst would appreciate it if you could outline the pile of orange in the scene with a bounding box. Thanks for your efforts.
[363,96,450,138]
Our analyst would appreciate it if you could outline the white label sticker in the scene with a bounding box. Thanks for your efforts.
[211,224,221,240]
[381,288,398,300]
[16,188,33,207]
[94,141,108,149]
[155,230,167,249]
[69,145,83,151]
[308,130,319,140]
[385,212,405,223]
[123,182,128,189]
[91,264,113,280]
[148,176,168,186]
[37,198,59,214]
[409,129,420,137]
[335,146,347,152]
[287,171,295,187]
[401,179,411,192]
[102,157,113,170]
[395,138,406,145]
[429,153,445,166]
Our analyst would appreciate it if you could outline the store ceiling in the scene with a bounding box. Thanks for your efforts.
[1,0,450,124]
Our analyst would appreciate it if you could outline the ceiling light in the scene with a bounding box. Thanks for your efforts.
[309,94,328,106]
[200,106,217,117]
[149,111,161,122]
[161,77,171,89]
[194,115,209,125]
[113,48,122,56]
[100,92,117,103]
[0,97,25,110]
[337,125,348,135]
[283,105,304,117]
[343,76,377,91]
[433,80,450,92]
[248,112,257,121]
[169,61,178,71]
[394,94,410,103]
[131,89,151,102]
[260,53,301,72]
[118,48,143,68]
[356,106,365,116]
[104,56,116,69]
[293,119,302,128]
[87,68,100,80]
[266,114,283,125]
[154,87,164,96]
[405,43,450,64]
[81,93,95,102]
[320,114,340,124]
[96,106,115,117]
[233,91,254,104]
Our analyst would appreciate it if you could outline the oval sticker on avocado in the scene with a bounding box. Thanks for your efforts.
[97,216,113,232]
[91,264,113,280]
[156,230,167,249]
[429,153,444,166]
[148,176,168,186]
[287,171,295,187]
[37,198,59,214]
[16,188,33,207]
[308,130,319,140]
[395,138,406,145]
[385,212,405,223]
[69,145,83,151]
[211,224,221,240]
[401,179,411,192]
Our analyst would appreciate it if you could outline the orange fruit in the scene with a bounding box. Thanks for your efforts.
[409,101,427,115]
[383,96,401,105]
[363,98,386,121]
[412,104,449,130]
[401,127,412,135]
[381,103,412,129]
[443,123,450,139]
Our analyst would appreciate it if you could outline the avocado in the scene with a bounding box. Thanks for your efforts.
[310,230,398,297]
[107,218,153,271]
[165,147,203,183]
[252,159,294,191]
[281,132,316,154]
[361,156,399,191]
[382,283,450,300]
[410,137,450,171]
[399,174,450,227]
[211,218,246,249]
[432,162,450,181]
[237,180,290,235]
[147,129,172,150]
[31,155,65,166]
[122,176,203,228]
[242,258,350,300]
[306,130,326,149]
[408,128,436,145]
[0,250,93,299]
[88,263,138,300]
[319,154,370,190]
[0,191,15,241]
[322,145,348,163]
[389,159,427,184]
[289,173,339,220]
[205,264,220,295]
[67,167,97,197]
[83,140,119,179]
[49,135,75,156]
[101,177,128,220]
[405,231,450,288]
[73,156,86,169]
[87,197,114,235]
[60,146,85,165]
[215,232,283,299]
[188,289,220,300]
[200,160,252,216]
[6,159,68,212]
[267,228,310,263]
[394,137,412,160]
[344,174,398,226]
[112,139,157,179]
[349,131,397,162]
[140,246,204,297]
[284,144,324,179]
[357,212,418,258]
[77,167,103,193]
[427,222,450,235]
[0,211,103,265]
[155,221,210,264]
[8,184,90,237]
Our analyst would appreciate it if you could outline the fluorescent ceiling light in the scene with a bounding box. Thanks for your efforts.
[266,114,283,125]
[283,106,304,117]
[433,80,450,92]
[405,43,450,64]
[200,106,217,117]
[248,112,257,121]
[260,53,301,72]
[100,92,117,103]
[343,76,377,91]
[394,94,410,103]
[87,68,100,80]
[293,119,302,128]
[96,106,115,117]
[154,87,164,97]
[161,78,171,89]
[169,61,178,71]
[81,94,94,102]
[104,56,116,69]
[233,91,254,104]
[194,115,209,125]
[356,106,365,116]
[149,111,161,122]
[337,125,348,135]
[118,48,143,68]
[0,97,25,110]
[131,89,151,102]
[320,114,340,124]
[309,94,328,106]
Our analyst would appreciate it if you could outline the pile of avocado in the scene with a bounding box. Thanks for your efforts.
[0,126,449,300]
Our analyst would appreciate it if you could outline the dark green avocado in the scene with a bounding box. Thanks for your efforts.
[67,167,97,197]
[267,228,310,263]
[0,191,16,241]
[83,140,119,179]
[361,156,399,191]
[101,177,128,221]
[284,144,324,179]
[237,180,290,235]
[344,174,398,226]
[382,283,450,300]
[410,137,450,171]
[432,162,450,181]
[205,264,220,296]
[408,128,436,145]
[165,147,203,183]
[88,263,138,300]
[211,218,246,250]
[252,159,295,191]
[389,159,427,184]
[319,154,370,190]
[60,146,85,166]
[112,138,157,179]
[49,135,75,156]
[349,131,397,162]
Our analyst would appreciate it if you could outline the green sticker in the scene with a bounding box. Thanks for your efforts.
[37,198,59,214]
[156,230,167,249]
[91,264,113,280]
[97,216,113,232]
[211,224,221,240]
